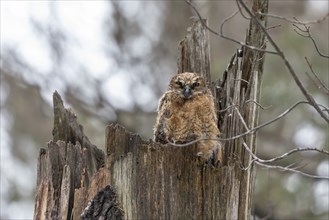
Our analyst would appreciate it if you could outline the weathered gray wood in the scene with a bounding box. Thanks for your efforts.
[80,185,124,220]
[215,0,268,219]
[52,91,104,172]
[105,2,268,216]
[33,92,106,220]
[177,19,211,86]
[106,124,226,219]
[33,0,268,218]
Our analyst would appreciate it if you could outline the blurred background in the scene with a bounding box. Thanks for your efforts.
[1,1,328,219]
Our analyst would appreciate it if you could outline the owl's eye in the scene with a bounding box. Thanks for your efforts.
[191,82,200,89]
[176,81,184,88]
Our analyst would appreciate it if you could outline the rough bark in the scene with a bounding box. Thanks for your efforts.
[34,1,267,219]
[106,124,222,219]
[80,185,124,220]
[177,19,211,86]
[215,0,268,219]
[33,92,112,220]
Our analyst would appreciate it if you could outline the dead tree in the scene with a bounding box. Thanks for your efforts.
[33,0,268,219]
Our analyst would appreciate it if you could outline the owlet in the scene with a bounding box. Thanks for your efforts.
[154,72,222,163]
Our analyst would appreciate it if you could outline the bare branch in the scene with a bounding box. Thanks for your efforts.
[219,99,271,113]
[185,0,328,122]
[220,100,324,141]
[239,140,328,179]
[169,100,328,146]
[257,12,329,25]
[293,22,329,58]
[244,145,329,167]
[218,104,239,113]
[233,78,250,84]
[233,103,249,130]
[255,161,329,180]
[186,0,328,123]
[168,98,328,179]
[319,104,329,113]
[266,24,281,31]
[184,0,220,36]
[244,100,272,110]
[238,1,329,26]
[169,136,329,178]
[182,0,329,180]
[261,147,329,163]
[233,106,329,180]
[235,0,250,21]
[184,0,278,55]
[237,0,329,124]
[237,126,329,180]
[304,57,329,96]
[219,4,278,55]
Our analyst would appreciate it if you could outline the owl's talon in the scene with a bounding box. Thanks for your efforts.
[197,151,213,163]
[198,149,222,167]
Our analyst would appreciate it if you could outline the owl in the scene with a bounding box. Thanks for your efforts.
[154,72,222,163]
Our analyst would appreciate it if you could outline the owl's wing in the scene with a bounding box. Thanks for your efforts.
[157,92,168,112]
[154,92,171,143]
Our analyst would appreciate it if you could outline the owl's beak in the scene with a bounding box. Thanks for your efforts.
[183,86,192,98]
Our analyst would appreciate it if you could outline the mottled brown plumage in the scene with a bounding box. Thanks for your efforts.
[154,72,222,162]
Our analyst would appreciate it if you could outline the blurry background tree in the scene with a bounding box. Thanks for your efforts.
[0,1,328,219]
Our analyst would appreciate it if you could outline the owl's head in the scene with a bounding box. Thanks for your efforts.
[169,72,206,99]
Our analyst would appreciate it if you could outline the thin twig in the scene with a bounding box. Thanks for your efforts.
[266,24,281,31]
[218,100,271,113]
[257,12,329,25]
[219,4,277,55]
[255,161,329,180]
[240,134,328,179]
[168,101,329,179]
[233,103,249,130]
[184,0,278,55]
[233,78,250,84]
[170,101,325,146]
[293,21,329,58]
[244,100,272,110]
[185,0,329,122]
[253,147,329,164]
[304,57,329,95]
[234,108,329,180]
[235,0,250,21]
[237,0,329,124]
[238,132,329,180]
[184,0,221,36]
[218,104,238,113]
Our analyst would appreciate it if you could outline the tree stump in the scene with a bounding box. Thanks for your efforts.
[33,91,106,220]
[33,1,268,219]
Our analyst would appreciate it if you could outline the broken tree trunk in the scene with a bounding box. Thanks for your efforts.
[33,1,267,219]
[215,0,268,219]
[33,91,109,220]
